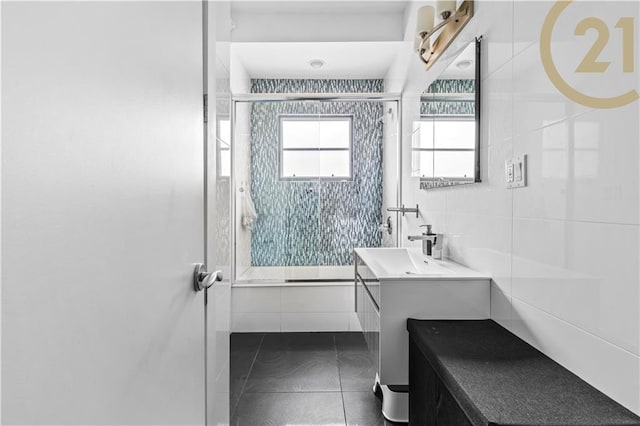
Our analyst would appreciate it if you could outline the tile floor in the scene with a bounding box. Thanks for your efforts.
[230,332,405,426]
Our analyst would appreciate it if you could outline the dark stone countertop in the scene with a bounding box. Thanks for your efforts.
[407,319,640,426]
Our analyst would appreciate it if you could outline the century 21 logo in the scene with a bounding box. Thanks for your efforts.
[541,0,638,109]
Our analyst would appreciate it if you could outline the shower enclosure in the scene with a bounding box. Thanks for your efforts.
[229,88,401,284]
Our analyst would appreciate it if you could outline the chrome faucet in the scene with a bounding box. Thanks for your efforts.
[387,204,419,218]
[408,225,438,256]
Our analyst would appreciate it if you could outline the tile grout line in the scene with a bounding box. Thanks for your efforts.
[232,333,265,421]
[334,334,349,426]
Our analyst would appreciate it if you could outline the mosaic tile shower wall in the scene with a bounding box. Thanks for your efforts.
[249,79,384,266]
[421,79,475,116]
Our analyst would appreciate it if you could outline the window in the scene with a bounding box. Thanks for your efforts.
[280,116,352,180]
[217,118,231,178]
[412,117,476,179]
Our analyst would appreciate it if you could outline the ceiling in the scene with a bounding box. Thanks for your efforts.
[230,1,408,15]
[230,2,408,43]
[229,0,410,81]
[232,41,404,79]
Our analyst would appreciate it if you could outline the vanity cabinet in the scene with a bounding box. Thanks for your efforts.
[353,248,491,423]
[355,257,380,374]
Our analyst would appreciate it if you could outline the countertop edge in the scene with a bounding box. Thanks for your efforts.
[354,248,492,281]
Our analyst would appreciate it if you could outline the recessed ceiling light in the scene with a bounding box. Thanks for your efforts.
[309,59,325,69]
[456,59,472,70]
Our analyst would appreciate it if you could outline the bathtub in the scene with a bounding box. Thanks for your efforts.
[232,265,360,332]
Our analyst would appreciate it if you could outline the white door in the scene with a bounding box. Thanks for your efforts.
[2,2,209,424]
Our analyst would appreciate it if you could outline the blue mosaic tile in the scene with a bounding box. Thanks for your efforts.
[249,79,383,266]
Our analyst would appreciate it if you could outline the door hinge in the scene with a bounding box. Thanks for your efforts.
[203,94,208,124]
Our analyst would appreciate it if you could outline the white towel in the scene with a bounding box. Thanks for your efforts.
[241,191,258,230]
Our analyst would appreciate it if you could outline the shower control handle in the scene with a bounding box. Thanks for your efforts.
[193,263,223,292]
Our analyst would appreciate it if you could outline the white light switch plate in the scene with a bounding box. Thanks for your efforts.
[506,155,526,189]
[505,160,515,185]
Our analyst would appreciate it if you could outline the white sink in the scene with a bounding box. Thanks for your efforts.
[354,247,485,280]
[359,248,451,276]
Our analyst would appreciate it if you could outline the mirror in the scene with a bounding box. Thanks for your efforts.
[413,37,481,190]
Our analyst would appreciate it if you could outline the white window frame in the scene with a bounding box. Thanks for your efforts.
[413,115,476,181]
[279,115,353,181]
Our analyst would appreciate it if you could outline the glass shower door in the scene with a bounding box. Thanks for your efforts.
[233,96,401,284]
[248,100,322,281]
[281,102,322,280]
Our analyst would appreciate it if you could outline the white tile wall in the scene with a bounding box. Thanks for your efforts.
[512,218,639,355]
[514,107,639,225]
[232,312,280,333]
[393,0,640,414]
[280,286,354,313]
[231,284,356,332]
[477,0,513,78]
[232,286,281,313]
[382,100,400,248]
[511,298,640,412]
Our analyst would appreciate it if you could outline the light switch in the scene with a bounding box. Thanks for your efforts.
[505,160,514,185]
[506,155,527,189]
[514,160,522,181]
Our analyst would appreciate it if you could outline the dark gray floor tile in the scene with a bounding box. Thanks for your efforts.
[230,333,264,417]
[338,351,378,391]
[343,391,405,426]
[231,332,265,350]
[233,392,346,426]
[230,386,242,416]
[342,391,385,426]
[230,332,402,425]
[335,332,368,352]
[244,349,341,392]
[335,333,377,391]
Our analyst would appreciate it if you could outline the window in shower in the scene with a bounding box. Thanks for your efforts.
[279,115,352,180]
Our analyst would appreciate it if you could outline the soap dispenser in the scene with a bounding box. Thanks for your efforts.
[421,224,437,256]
